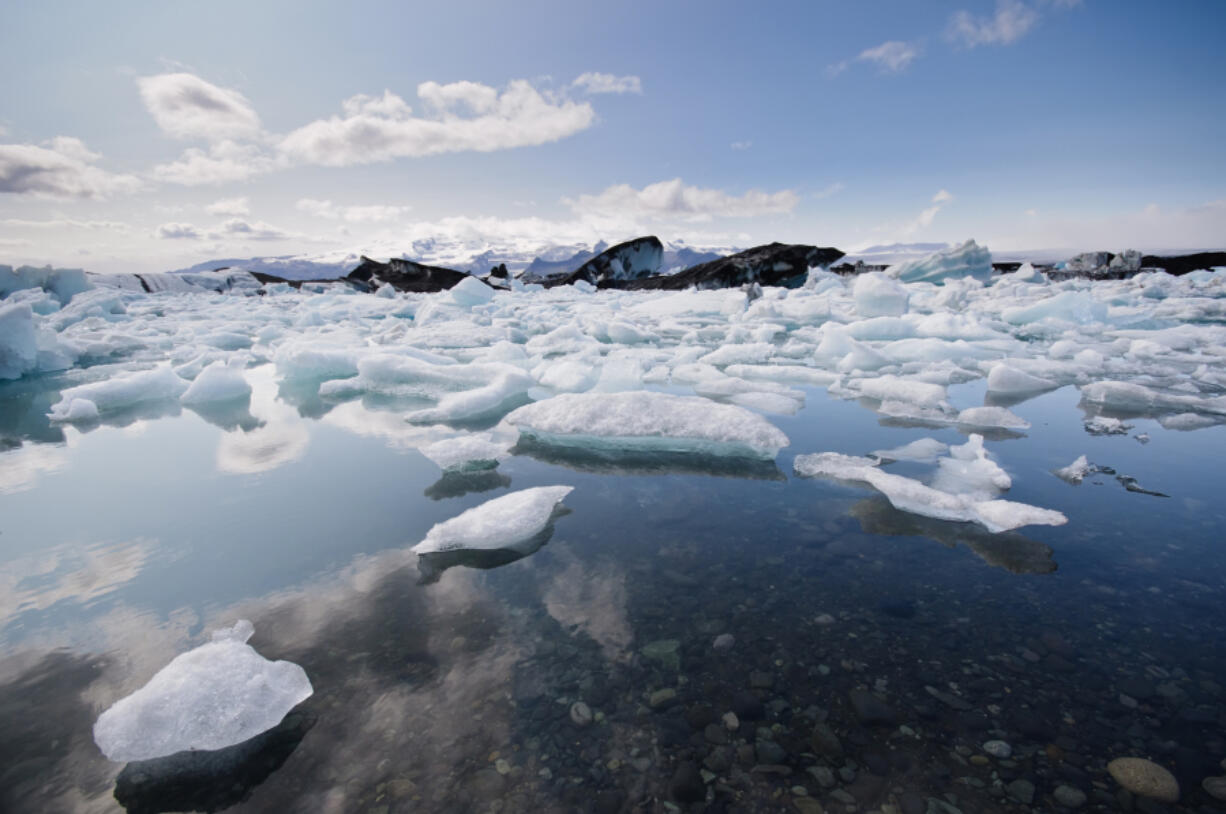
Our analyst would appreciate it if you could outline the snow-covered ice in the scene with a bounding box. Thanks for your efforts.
[504,391,790,459]
[181,361,252,405]
[92,620,312,762]
[419,433,512,471]
[49,367,189,421]
[412,485,574,554]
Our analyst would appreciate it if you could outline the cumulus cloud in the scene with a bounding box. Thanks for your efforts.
[0,138,142,199]
[137,73,262,141]
[220,218,290,240]
[278,79,595,167]
[567,178,799,222]
[205,196,250,216]
[948,0,1040,47]
[570,73,643,95]
[155,222,204,240]
[296,198,410,223]
[151,141,277,186]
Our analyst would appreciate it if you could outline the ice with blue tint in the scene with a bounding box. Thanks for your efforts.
[92,620,313,762]
[887,240,992,284]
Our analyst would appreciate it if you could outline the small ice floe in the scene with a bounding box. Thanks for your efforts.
[418,433,512,472]
[412,485,574,555]
[795,435,1066,533]
[93,621,312,762]
[49,366,189,421]
[1084,416,1133,436]
[503,391,789,459]
[180,361,251,405]
[1053,454,1094,484]
[871,438,949,464]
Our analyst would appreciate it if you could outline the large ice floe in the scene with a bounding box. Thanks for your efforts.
[6,244,1226,536]
[93,620,313,762]
[794,435,1068,533]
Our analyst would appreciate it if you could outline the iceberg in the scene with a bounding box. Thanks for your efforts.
[181,362,252,405]
[93,620,313,762]
[0,302,38,381]
[419,433,512,471]
[412,485,574,554]
[504,391,790,459]
[887,240,992,285]
[852,271,909,317]
[1054,454,1093,484]
[49,367,189,421]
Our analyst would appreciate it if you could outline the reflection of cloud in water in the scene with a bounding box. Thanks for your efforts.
[0,539,156,631]
[0,440,70,494]
[216,367,309,475]
[542,551,633,661]
[850,497,1057,575]
[321,401,460,452]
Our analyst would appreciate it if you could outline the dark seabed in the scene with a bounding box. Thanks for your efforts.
[2,368,1225,814]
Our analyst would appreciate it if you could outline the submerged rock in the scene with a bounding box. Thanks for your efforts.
[623,243,844,290]
[1107,757,1180,802]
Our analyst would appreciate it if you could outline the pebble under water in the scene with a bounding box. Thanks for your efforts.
[1,368,1225,814]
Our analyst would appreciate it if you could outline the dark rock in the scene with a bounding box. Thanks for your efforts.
[622,243,844,291]
[670,761,705,803]
[687,704,716,730]
[755,740,787,765]
[1118,676,1157,701]
[848,689,897,725]
[899,790,927,814]
[810,722,843,758]
[731,691,764,720]
[1141,251,1226,276]
[347,255,481,293]
[1007,778,1035,804]
[704,723,729,745]
[551,236,663,287]
[703,747,731,773]
[593,789,625,814]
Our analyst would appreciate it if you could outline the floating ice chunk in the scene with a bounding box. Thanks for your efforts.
[887,240,992,285]
[603,320,656,344]
[181,361,251,405]
[793,448,1065,533]
[56,397,99,422]
[1081,380,1226,415]
[986,363,1057,395]
[1054,455,1092,484]
[534,359,599,393]
[449,276,496,307]
[504,391,790,459]
[274,343,363,381]
[699,342,773,366]
[1084,416,1132,435]
[1002,291,1107,326]
[852,271,909,317]
[419,433,512,471]
[92,620,312,762]
[0,264,92,303]
[405,369,534,422]
[857,375,949,408]
[49,367,189,421]
[729,391,804,415]
[724,364,837,387]
[0,302,37,380]
[412,485,574,554]
[871,438,949,463]
[932,434,1011,499]
[956,406,1031,430]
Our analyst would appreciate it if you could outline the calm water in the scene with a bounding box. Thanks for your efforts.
[2,366,1225,813]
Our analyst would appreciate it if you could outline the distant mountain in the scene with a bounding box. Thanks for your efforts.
[170,255,356,281]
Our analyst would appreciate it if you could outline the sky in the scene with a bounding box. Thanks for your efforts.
[1,0,1224,273]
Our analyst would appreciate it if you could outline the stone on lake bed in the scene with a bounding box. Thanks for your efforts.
[649,688,677,709]
[1053,785,1087,808]
[982,739,1012,758]
[1203,776,1226,801]
[569,701,593,727]
[1107,757,1180,802]
[713,633,735,650]
[642,639,681,670]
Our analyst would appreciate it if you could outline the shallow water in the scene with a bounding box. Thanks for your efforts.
[2,366,1225,814]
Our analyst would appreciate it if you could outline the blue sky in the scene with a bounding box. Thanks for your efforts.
[1,0,1223,272]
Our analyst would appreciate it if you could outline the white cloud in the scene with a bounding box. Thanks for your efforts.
[220,218,290,241]
[570,73,643,95]
[903,189,955,235]
[137,73,262,141]
[730,140,752,151]
[151,141,277,186]
[0,138,142,199]
[813,182,846,199]
[857,41,921,73]
[278,79,595,167]
[205,196,250,216]
[567,178,799,222]
[1,217,130,231]
[296,198,410,223]
[155,222,204,240]
[949,0,1040,47]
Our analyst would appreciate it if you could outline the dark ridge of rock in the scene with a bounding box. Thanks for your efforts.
[347,256,485,293]
[620,243,844,291]
[1141,251,1226,276]
[547,236,664,288]
[248,271,370,292]
[520,242,605,283]
[487,263,509,279]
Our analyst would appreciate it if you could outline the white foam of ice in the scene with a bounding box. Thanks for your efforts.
[412,485,574,554]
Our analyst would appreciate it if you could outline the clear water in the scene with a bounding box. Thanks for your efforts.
[2,366,1225,813]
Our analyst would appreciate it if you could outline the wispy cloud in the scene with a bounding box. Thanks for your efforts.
[567,178,798,222]
[296,198,411,223]
[154,222,205,240]
[903,189,954,235]
[570,73,643,95]
[948,0,1041,47]
[205,196,250,217]
[151,141,276,186]
[137,73,262,141]
[828,40,921,77]
[0,137,142,199]
[154,217,295,242]
[813,182,846,199]
[0,217,130,231]
[730,140,752,151]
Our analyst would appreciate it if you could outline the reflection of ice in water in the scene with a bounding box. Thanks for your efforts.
[215,367,309,475]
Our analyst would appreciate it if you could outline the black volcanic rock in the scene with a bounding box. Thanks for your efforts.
[347,255,483,293]
[548,236,664,287]
[620,243,844,290]
[1141,251,1226,276]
